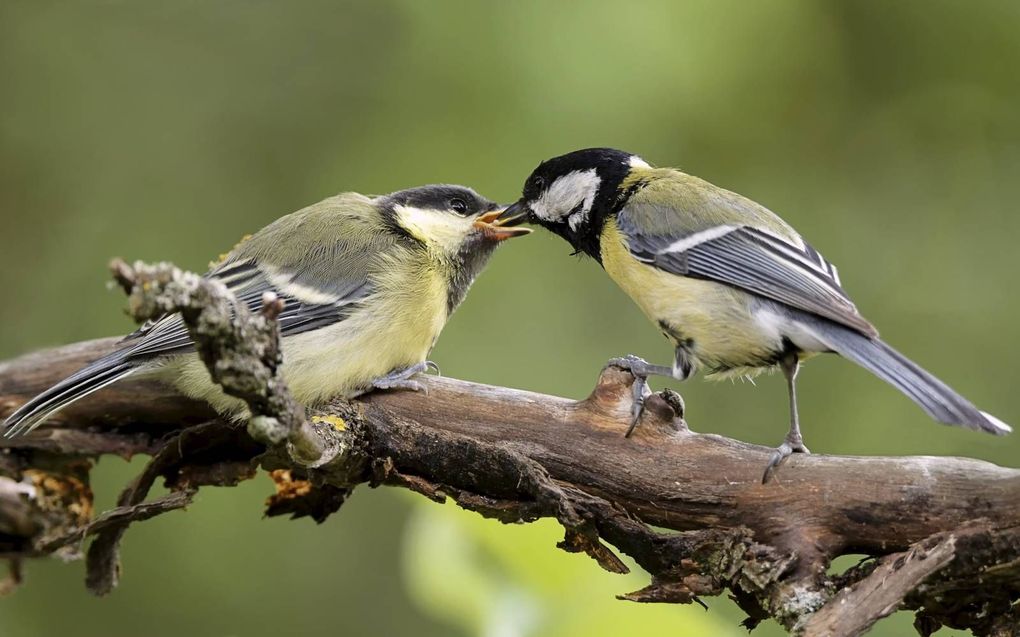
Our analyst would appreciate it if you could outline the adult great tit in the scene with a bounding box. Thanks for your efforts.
[4,185,530,436]
[501,148,1009,478]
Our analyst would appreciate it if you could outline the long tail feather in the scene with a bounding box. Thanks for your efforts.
[3,357,136,437]
[807,320,1010,435]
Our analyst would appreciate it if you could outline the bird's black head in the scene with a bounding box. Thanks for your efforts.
[502,148,652,259]
[382,184,496,217]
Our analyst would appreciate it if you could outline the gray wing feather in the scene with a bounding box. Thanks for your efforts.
[120,259,372,360]
[618,209,877,337]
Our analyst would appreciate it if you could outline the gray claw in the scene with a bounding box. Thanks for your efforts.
[608,355,674,438]
[624,375,652,437]
[372,378,428,396]
[372,363,431,395]
[606,354,673,379]
[761,437,810,484]
[608,354,644,369]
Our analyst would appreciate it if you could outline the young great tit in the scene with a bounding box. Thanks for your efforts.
[500,148,1010,478]
[4,185,530,436]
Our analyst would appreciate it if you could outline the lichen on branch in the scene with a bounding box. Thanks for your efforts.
[110,258,334,465]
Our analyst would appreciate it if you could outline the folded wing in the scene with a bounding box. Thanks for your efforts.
[120,258,373,360]
[617,206,877,337]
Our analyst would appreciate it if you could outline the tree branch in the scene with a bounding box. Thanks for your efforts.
[0,261,1018,635]
[803,531,958,636]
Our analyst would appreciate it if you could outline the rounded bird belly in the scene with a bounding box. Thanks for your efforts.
[280,301,443,404]
[602,249,785,375]
[162,294,445,417]
[647,276,784,374]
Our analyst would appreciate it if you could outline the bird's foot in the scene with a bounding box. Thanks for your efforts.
[372,361,437,395]
[606,355,673,437]
[761,433,810,484]
[607,354,672,376]
[623,374,652,437]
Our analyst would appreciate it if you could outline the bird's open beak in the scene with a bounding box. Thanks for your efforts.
[474,205,532,241]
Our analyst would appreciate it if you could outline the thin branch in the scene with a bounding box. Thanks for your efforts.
[81,490,196,595]
[82,421,224,595]
[0,559,22,597]
[802,532,957,636]
[109,259,329,465]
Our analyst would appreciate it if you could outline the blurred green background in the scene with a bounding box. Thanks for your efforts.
[2,1,1018,635]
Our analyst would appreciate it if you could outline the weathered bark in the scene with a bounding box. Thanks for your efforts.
[0,261,1017,636]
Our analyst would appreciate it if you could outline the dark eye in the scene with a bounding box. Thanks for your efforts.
[533,176,546,190]
[449,198,469,214]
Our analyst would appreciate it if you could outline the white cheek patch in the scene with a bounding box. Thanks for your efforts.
[394,204,475,254]
[530,169,601,229]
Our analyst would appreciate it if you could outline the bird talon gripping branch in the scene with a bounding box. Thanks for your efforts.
[604,355,672,437]
[371,362,431,395]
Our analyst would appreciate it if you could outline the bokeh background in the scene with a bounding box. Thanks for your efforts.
[2,1,1019,635]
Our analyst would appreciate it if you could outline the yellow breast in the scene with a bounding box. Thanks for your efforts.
[162,257,449,416]
[599,219,782,374]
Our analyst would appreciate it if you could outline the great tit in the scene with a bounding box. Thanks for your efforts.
[501,148,1009,477]
[4,185,530,436]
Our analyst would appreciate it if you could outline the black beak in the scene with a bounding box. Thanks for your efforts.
[496,201,530,226]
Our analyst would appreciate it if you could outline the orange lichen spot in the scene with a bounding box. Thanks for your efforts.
[266,469,313,511]
[23,469,94,525]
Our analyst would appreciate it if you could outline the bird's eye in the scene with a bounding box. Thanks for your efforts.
[449,198,468,214]
[533,176,546,190]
